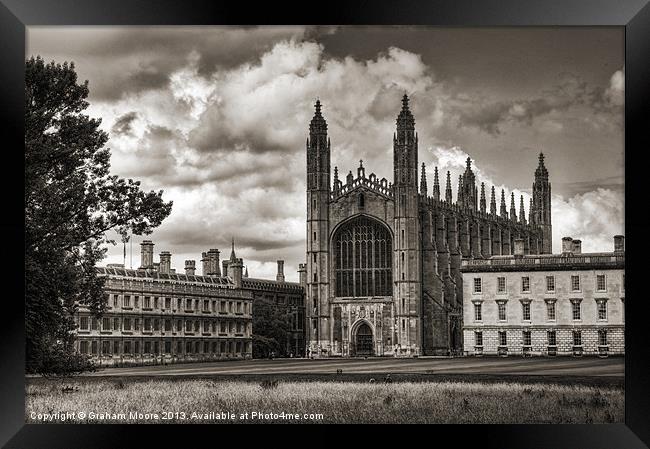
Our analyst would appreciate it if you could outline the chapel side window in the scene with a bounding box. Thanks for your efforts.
[333,216,392,297]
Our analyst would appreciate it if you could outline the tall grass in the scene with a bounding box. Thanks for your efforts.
[25,379,623,424]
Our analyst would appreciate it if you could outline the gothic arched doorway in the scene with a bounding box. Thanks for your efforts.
[354,322,374,356]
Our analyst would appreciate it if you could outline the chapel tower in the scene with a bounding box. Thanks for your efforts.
[306,100,331,356]
[393,94,422,353]
[532,152,552,253]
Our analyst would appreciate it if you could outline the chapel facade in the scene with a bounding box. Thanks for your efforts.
[305,95,552,357]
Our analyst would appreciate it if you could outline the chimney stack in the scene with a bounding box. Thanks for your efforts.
[207,249,221,276]
[276,260,285,282]
[561,237,574,254]
[572,239,582,254]
[201,252,209,275]
[298,263,307,287]
[513,238,525,257]
[185,260,196,276]
[614,235,624,253]
[227,258,243,289]
[222,260,229,277]
[139,240,154,269]
[159,251,171,274]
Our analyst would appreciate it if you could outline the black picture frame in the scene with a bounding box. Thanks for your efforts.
[2,0,649,447]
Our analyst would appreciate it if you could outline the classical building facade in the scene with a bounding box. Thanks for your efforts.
[460,236,625,356]
[305,96,553,357]
[75,240,305,366]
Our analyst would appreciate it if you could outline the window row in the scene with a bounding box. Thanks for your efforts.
[104,295,249,314]
[473,298,611,322]
[78,316,250,335]
[474,329,609,347]
[78,339,250,356]
[473,274,617,294]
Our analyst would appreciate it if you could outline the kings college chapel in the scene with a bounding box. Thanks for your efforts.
[305,95,553,357]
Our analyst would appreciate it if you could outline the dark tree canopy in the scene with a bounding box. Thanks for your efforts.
[25,56,173,375]
[252,297,292,358]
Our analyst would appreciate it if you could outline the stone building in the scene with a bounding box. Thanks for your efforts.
[242,260,306,357]
[460,236,625,356]
[75,239,305,366]
[305,96,552,357]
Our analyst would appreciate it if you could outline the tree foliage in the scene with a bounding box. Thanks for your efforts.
[252,297,292,358]
[25,56,173,375]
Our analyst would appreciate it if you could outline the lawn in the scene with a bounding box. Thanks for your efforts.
[25,377,623,424]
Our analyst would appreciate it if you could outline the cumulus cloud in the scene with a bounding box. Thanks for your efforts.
[600,66,625,109]
[552,188,624,253]
[188,42,437,163]
[40,29,620,278]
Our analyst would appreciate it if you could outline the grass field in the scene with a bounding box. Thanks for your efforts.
[25,377,624,424]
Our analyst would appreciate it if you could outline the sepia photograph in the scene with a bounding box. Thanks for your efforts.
[24,24,626,425]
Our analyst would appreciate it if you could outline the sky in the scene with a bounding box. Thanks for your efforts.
[26,26,625,281]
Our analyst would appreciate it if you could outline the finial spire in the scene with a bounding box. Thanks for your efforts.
[457,174,464,204]
[230,237,236,260]
[500,189,508,218]
[535,151,549,179]
[489,186,496,215]
[396,93,415,129]
[420,163,428,195]
[308,98,327,137]
[432,166,440,200]
[480,182,486,213]
[357,159,366,178]
[519,195,527,224]
[510,192,517,222]
[402,93,409,110]
[333,166,340,191]
[445,171,452,202]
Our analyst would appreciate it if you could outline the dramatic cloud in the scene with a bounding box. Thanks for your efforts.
[109,123,180,179]
[188,42,436,160]
[27,27,624,279]
[111,111,139,136]
[552,188,624,253]
[452,70,625,136]
[28,26,312,101]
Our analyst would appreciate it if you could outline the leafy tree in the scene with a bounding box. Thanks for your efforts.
[252,297,292,358]
[25,56,173,375]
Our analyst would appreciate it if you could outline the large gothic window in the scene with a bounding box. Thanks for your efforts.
[333,216,392,297]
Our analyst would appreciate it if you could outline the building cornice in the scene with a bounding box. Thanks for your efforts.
[460,253,624,272]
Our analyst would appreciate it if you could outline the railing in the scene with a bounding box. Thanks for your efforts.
[331,174,393,200]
